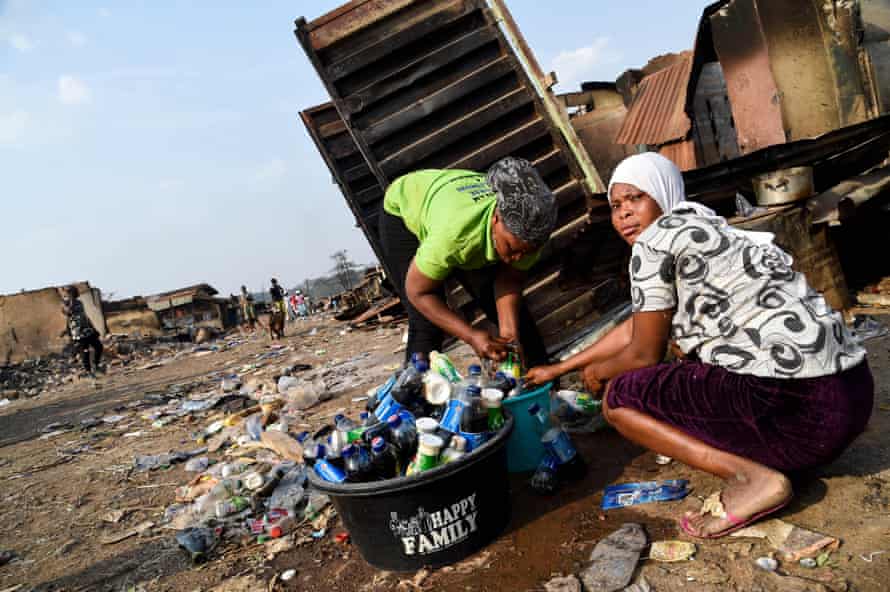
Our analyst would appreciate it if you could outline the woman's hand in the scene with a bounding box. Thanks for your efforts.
[468,329,509,362]
[525,364,562,386]
[582,365,605,398]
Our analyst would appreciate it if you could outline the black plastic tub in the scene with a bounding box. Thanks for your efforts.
[308,415,514,572]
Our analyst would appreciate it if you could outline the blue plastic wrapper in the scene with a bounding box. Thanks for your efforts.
[601,479,689,510]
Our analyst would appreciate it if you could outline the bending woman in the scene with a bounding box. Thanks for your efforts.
[526,153,873,538]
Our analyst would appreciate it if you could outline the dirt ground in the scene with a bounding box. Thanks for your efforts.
[1,315,890,592]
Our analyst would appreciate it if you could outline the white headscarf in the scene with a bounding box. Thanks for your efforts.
[608,152,777,248]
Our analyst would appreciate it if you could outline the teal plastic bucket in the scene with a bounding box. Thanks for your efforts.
[502,381,552,472]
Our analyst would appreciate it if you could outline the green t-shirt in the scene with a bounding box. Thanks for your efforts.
[383,169,540,280]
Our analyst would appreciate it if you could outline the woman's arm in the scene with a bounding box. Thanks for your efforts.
[405,260,509,360]
[584,309,673,389]
[525,317,634,385]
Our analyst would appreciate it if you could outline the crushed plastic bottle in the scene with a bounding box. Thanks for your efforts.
[244,413,263,442]
[176,527,219,563]
[529,402,586,481]
[184,456,210,473]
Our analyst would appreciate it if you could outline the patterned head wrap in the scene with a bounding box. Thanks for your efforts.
[487,157,558,246]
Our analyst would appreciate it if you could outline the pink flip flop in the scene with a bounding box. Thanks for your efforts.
[679,495,793,540]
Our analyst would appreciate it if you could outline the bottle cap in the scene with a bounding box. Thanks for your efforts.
[295,431,310,443]
[528,403,541,415]
[416,417,439,434]
[468,364,482,375]
[334,413,345,423]
[371,436,385,452]
[386,414,402,428]
[481,388,504,408]
[415,360,430,373]
[359,412,369,421]
[419,433,444,455]
[451,435,466,452]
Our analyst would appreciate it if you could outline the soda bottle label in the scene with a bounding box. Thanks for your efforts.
[539,452,559,472]
[415,452,439,472]
[543,428,578,465]
[458,431,489,452]
[374,393,403,422]
[439,399,466,433]
[487,408,505,431]
[314,459,346,483]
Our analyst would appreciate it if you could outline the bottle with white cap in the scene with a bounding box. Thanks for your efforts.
[481,388,506,431]
[414,434,444,473]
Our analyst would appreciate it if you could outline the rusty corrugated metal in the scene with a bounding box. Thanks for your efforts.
[659,139,698,172]
[295,0,625,352]
[615,53,693,146]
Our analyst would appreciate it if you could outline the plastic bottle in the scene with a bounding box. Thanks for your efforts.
[387,413,418,468]
[481,389,506,431]
[369,436,400,479]
[391,358,429,406]
[313,458,346,483]
[359,412,388,445]
[487,371,516,395]
[214,496,249,518]
[461,385,486,433]
[529,452,560,495]
[302,443,325,468]
[414,434,444,473]
[462,364,480,387]
[342,444,374,483]
[440,435,467,463]
[498,351,522,380]
[221,374,240,393]
[429,351,462,383]
[367,373,397,414]
[528,403,586,481]
[422,371,452,406]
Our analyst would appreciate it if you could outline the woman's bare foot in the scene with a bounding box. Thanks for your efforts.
[682,466,792,537]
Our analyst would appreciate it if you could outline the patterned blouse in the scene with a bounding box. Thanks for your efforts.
[630,209,865,378]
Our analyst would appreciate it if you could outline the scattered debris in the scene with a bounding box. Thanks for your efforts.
[601,480,688,509]
[731,519,840,561]
[755,556,779,572]
[281,569,297,582]
[101,521,155,545]
[649,540,696,562]
[543,575,582,592]
[580,523,647,592]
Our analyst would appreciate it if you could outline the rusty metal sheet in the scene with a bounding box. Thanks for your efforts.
[296,0,617,352]
[708,0,785,154]
[861,0,890,115]
[659,140,698,172]
[614,53,694,146]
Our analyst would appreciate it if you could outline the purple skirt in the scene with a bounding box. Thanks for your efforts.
[606,360,874,472]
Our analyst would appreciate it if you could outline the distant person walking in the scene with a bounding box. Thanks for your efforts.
[240,286,258,332]
[268,278,286,340]
[295,290,309,318]
[60,286,103,377]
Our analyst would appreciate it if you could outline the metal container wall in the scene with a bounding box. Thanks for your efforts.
[296,0,624,352]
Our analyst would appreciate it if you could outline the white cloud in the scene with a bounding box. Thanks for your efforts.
[551,37,622,91]
[254,158,288,183]
[58,75,91,105]
[0,110,29,144]
[7,32,35,52]
[98,7,112,18]
[67,31,87,48]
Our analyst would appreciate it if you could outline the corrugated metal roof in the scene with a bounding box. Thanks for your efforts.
[615,53,694,146]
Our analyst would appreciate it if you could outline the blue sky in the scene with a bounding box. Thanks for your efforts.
[1,1,709,299]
